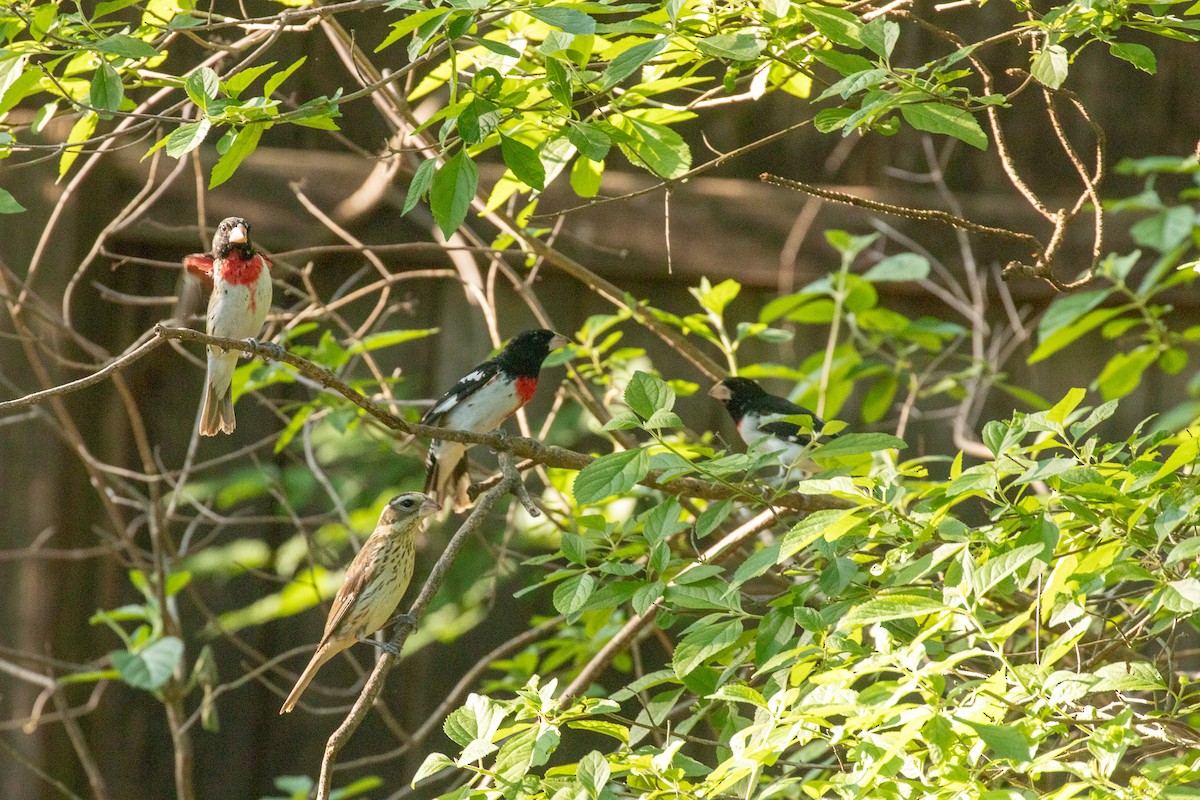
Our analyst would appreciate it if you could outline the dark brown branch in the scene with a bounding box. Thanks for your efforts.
[760,173,1044,256]
[153,325,848,512]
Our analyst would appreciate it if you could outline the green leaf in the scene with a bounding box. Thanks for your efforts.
[1162,578,1200,613]
[430,150,479,237]
[59,112,98,179]
[165,120,210,158]
[577,751,610,798]
[553,573,595,618]
[695,499,733,538]
[840,595,944,627]
[566,123,611,161]
[861,373,897,423]
[111,637,183,690]
[457,96,500,144]
[709,684,769,708]
[899,103,987,150]
[209,124,264,188]
[528,7,596,35]
[625,371,674,418]
[345,327,438,354]
[500,134,546,189]
[695,33,764,61]
[860,18,899,60]
[376,9,450,52]
[1109,42,1156,74]
[90,63,123,117]
[573,449,649,505]
[1131,206,1196,252]
[1037,288,1112,340]
[94,34,159,58]
[780,509,859,559]
[803,6,862,47]
[403,157,437,215]
[264,56,307,97]
[863,252,929,282]
[1031,44,1068,89]
[600,37,666,91]
[810,432,905,459]
[0,187,25,214]
[185,67,219,109]
[672,619,741,676]
[972,544,1042,596]
[618,116,691,178]
[545,57,574,107]
[962,720,1032,762]
[570,155,603,197]
[1166,537,1200,565]
[412,753,454,786]
[1096,347,1156,400]
[221,63,275,98]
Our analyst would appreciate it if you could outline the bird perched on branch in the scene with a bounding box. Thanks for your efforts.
[709,377,832,475]
[422,329,570,511]
[184,217,273,436]
[280,492,439,714]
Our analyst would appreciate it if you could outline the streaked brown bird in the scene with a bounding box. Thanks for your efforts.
[279,492,439,714]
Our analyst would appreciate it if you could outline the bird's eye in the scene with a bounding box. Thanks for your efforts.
[401,498,414,508]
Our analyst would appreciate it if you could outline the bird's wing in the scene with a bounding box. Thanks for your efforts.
[317,541,377,646]
[421,360,501,425]
[182,253,216,290]
[758,418,815,446]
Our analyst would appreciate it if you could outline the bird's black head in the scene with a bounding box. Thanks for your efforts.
[708,377,767,421]
[211,217,253,260]
[495,329,571,376]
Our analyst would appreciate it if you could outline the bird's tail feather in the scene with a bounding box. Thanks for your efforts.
[200,350,238,436]
[425,449,471,512]
[279,645,334,714]
[198,379,235,436]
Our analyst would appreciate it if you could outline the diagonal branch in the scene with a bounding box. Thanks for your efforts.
[146,326,849,512]
[314,454,525,800]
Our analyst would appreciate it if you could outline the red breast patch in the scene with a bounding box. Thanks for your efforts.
[221,254,266,288]
[516,376,538,405]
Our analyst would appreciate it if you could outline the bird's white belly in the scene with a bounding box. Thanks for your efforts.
[442,375,522,432]
[208,278,271,340]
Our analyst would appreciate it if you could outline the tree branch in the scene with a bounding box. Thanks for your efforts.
[314,453,525,800]
[151,326,849,512]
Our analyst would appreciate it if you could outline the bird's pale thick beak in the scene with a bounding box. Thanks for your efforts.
[708,382,731,401]
[228,224,247,244]
[418,496,441,517]
[549,333,571,351]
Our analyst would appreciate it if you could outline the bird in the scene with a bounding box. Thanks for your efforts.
[708,377,833,474]
[421,329,570,511]
[280,492,440,714]
[188,217,273,436]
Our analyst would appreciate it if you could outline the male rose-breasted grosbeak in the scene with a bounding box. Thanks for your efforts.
[709,377,833,474]
[185,217,273,436]
[421,329,570,511]
[280,492,440,714]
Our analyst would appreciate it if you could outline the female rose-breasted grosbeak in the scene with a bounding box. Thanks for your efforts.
[421,329,570,511]
[187,217,273,436]
[709,377,833,474]
[280,492,440,714]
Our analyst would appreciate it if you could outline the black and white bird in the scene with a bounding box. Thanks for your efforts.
[421,329,570,511]
[709,377,832,474]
